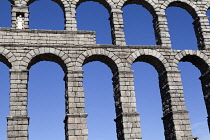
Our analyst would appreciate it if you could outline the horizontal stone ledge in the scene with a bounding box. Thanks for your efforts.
[0,42,173,50]
[7,116,30,120]
[10,70,29,73]
[114,112,140,122]
[0,43,166,50]
[111,9,123,14]
[165,91,184,95]
[159,70,181,77]
[162,110,189,120]
[112,70,134,78]
[0,44,95,48]
[65,113,88,118]
[0,27,96,35]
[64,113,88,123]
[66,70,84,74]
[118,70,134,75]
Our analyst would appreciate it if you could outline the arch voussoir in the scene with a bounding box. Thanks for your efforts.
[20,47,71,73]
[173,50,210,74]
[75,49,123,73]
[28,50,36,57]
[127,49,169,73]
[0,47,16,68]
[74,0,112,12]
[120,0,158,16]
[160,0,200,18]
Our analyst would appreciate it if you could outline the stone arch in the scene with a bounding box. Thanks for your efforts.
[161,0,200,19]
[0,47,16,69]
[163,1,205,49]
[121,0,157,17]
[120,0,169,46]
[127,49,169,74]
[75,0,112,13]
[76,49,124,73]
[127,49,188,139]
[26,0,68,11]
[23,47,69,140]
[173,50,210,74]
[27,0,71,30]
[76,48,125,140]
[20,47,72,73]
[173,51,210,134]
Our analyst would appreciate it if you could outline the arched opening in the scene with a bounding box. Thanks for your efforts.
[28,55,65,139]
[132,62,164,139]
[0,62,10,140]
[166,3,198,50]
[122,4,156,45]
[81,54,118,139]
[29,0,64,30]
[76,0,111,12]
[83,61,116,139]
[76,1,112,44]
[0,0,12,28]
[130,54,167,139]
[178,55,210,139]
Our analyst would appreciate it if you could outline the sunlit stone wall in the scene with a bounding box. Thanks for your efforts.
[2,0,210,140]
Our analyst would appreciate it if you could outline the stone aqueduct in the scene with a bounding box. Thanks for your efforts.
[1,0,210,140]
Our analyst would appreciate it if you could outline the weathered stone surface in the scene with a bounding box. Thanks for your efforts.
[2,0,210,140]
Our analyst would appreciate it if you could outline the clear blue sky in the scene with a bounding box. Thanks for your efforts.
[0,0,210,140]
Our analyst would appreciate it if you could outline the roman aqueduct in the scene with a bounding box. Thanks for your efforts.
[1,0,210,139]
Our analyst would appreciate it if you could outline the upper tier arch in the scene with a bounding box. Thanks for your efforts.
[75,0,112,13]
[161,0,200,19]
[120,0,157,16]
[26,0,67,12]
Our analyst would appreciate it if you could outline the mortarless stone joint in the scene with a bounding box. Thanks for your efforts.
[2,0,210,140]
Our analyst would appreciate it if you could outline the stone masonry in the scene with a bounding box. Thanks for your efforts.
[2,0,210,140]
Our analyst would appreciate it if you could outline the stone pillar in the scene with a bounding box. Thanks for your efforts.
[65,5,77,31]
[193,16,210,50]
[153,14,171,48]
[7,70,29,140]
[159,70,192,140]
[113,70,141,140]
[110,9,126,46]
[11,5,29,29]
[199,69,210,132]
[64,70,88,140]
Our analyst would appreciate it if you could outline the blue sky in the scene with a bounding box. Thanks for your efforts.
[0,0,210,140]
